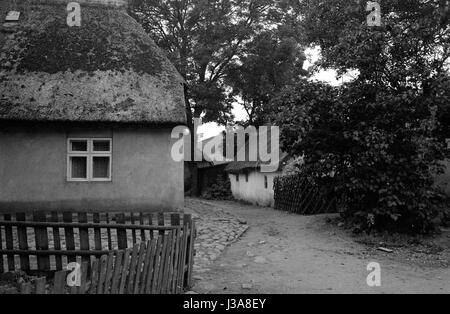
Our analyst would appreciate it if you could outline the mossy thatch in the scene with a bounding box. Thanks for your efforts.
[0,0,186,125]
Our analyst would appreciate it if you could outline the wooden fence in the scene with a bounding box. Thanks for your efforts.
[274,174,337,215]
[18,237,191,294]
[0,212,195,292]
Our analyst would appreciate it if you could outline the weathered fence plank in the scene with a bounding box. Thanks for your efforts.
[139,213,146,242]
[126,243,140,294]
[116,213,127,250]
[0,224,3,273]
[133,241,147,294]
[148,214,154,240]
[171,214,181,293]
[4,214,15,271]
[96,254,108,294]
[157,231,170,294]
[165,230,176,294]
[79,261,89,294]
[186,218,195,289]
[89,259,99,294]
[103,251,115,294]
[93,213,102,252]
[33,212,50,271]
[63,212,76,263]
[16,213,30,271]
[0,212,195,293]
[178,216,188,294]
[141,239,156,294]
[118,248,131,294]
[51,212,63,270]
[78,213,90,265]
[110,250,123,294]
[105,213,113,251]
[151,235,163,293]
[274,174,337,215]
[53,270,68,294]
[130,212,137,245]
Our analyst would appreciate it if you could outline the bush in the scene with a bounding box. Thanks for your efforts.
[201,174,233,201]
[272,80,449,234]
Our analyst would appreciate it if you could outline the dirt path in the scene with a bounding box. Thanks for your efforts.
[191,199,450,294]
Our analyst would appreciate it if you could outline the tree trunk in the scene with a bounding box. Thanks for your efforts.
[184,84,199,197]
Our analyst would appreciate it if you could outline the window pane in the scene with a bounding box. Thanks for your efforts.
[93,140,110,152]
[71,157,87,179]
[70,140,88,152]
[93,157,110,179]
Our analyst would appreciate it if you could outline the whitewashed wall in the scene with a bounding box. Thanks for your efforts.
[228,171,280,207]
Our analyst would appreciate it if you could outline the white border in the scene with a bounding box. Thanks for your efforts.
[67,138,112,182]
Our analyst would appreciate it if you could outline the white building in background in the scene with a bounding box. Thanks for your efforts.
[224,128,288,207]
[227,168,282,207]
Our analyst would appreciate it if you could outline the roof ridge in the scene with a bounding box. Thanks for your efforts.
[10,0,129,9]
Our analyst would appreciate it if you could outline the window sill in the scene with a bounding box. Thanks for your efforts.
[67,179,112,183]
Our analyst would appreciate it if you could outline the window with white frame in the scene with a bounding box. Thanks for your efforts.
[67,138,112,182]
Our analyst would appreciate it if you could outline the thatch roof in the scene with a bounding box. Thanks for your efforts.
[224,128,288,174]
[0,0,186,125]
[225,160,260,174]
[225,154,289,174]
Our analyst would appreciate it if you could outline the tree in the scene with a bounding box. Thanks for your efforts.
[272,0,450,233]
[301,0,449,90]
[226,30,308,126]
[130,0,275,125]
[129,0,304,194]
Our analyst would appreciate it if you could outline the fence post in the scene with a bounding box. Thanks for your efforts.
[183,214,195,290]
[170,214,181,294]
[16,213,30,271]
[53,270,68,294]
[63,212,76,263]
[116,213,128,250]
[78,213,90,265]
[4,214,15,272]
[50,212,63,270]
[33,212,50,271]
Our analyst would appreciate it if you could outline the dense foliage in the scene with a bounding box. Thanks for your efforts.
[226,30,307,126]
[272,0,450,234]
[201,174,233,200]
[129,0,306,195]
[130,0,304,125]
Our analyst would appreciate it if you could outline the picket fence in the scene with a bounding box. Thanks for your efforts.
[0,212,196,294]
[274,175,337,215]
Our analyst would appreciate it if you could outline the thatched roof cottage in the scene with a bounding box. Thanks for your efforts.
[0,0,186,211]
